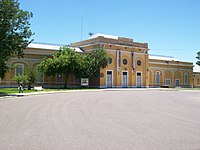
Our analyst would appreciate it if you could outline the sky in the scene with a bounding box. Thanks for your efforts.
[19,0,200,65]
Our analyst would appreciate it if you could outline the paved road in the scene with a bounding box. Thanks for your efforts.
[0,90,200,150]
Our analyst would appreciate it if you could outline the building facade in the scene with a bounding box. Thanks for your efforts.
[0,34,196,88]
[71,34,194,88]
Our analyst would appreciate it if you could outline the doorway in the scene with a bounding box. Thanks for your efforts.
[122,71,128,87]
[136,72,142,88]
[106,71,113,88]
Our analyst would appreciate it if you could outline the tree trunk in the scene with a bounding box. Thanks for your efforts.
[64,73,69,88]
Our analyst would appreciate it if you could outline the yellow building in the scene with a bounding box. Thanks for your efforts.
[71,34,193,88]
[193,65,200,88]
[0,34,196,88]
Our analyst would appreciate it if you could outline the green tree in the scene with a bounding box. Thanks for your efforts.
[25,68,40,90]
[39,46,81,88]
[39,47,109,88]
[196,51,200,66]
[0,0,33,79]
[78,49,109,78]
[12,68,41,90]
[12,75,28,85]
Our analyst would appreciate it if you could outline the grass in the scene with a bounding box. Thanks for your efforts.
[0,88,35,95]
[181,88,200,90]
[0,87,98,95]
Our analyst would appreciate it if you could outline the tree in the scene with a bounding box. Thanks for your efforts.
[25,68,40,90]
[39,47,109,88]
[196,51,200,66]
[78,49,109,78]
[0,0,33,79]
[12,75,28,86]
[12,68,41,90]
[39,46,81,88]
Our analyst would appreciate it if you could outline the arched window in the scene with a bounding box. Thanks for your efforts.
[15,64,24,76]
[184,73,188,85]
[156,71,160,85]
[36,65,44,83]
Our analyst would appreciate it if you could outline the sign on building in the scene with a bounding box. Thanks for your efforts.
[81,78,89,86]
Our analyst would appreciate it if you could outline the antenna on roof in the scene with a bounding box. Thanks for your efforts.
[89,32,94,37]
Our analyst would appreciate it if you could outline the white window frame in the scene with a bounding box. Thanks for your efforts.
[184,73,188,85]
[156,71,160,85]
[56,73,63,83]
[165,78,171,85]
[121,71,128,87]
[106,70,113,87]
[136,71,142,87]
[15,63,24,76]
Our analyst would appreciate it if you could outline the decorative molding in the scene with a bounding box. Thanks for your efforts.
[149,61,193,67]
[149,66,192,72]
[78,42,148,50]
[25,52,52,56]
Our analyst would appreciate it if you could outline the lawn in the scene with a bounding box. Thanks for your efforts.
[182,88,200,90]
[0,88,36,95]
[0,87,98,95]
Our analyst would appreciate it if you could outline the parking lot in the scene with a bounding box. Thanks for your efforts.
[0,89,200,150]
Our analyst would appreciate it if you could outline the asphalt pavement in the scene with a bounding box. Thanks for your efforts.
[0,90,200,150]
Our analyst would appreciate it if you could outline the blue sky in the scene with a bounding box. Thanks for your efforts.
[20,0,200,64]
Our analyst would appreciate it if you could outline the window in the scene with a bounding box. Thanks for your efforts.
[15,64,24,76]
[184,73,188,85]
[165,79,171,85]
[36,65,44,83]
[116,51,121,70]
[108,58,112,64]
[132,52,135,69]
[175,79,180,87]
[156,71,160,85]
[197,79,200,85]
[123,59,128,65]
[56,73,63,82]
[137,60,141,66]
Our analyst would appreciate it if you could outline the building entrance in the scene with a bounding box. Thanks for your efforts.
[137,72,142,87]
[122,72,128,87]
[106,71,112,88]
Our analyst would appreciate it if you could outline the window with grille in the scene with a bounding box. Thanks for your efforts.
[165,79,171,85]
[184,73,188,85]
[15,64,24,76]
[156,71,160,85]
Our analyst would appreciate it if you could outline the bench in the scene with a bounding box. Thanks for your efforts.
[34,86,44,91]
